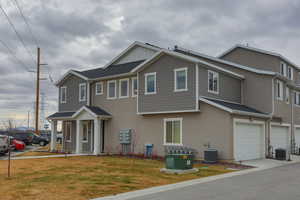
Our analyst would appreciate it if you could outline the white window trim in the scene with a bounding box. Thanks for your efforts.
[79,83,87,102]
[295,91,300,107]
[174,67,188,92]
[60,86,67,104]
[107,80,117,100]
[119,78,129,98]
[285,87,290,104]
[95,82,103,95]
[82,122,89,143]
[144,72,157,95]
[65,122,72,142]
[280,62,287,77]
[276,80,283,101]
[132,77,138,97]
[288,66,293,80]
[208,70,219,94]
[163,118,183,146]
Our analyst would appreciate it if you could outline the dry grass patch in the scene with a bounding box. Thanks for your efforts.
[0,156,234,200]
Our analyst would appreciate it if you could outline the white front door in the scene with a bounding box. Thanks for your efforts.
[234,120,265,161]
[270,125,289,151]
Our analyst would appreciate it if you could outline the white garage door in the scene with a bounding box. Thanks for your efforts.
[270,125,289,151]
[294,127,300,148]
[234,121,265,161]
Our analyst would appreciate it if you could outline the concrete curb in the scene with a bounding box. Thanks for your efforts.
[91,158,300,200]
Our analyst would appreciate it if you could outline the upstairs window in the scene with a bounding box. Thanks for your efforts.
[60,86,67,103]
[145,72,156,95]
[132,77,138,97]
[208,70,219,94]
[288,66,293,80]
[285,87,290,104]
[107,80,117,99]
[164,118,182,145]
[295,92,300,106]
[79,83,87,102]
[95,82,103,95]
[276,80,283,100]
[119,78,129,98]
[174,68,188,92]
[280,62,287,77]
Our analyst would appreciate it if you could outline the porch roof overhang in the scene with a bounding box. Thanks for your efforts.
[47,105,112,121]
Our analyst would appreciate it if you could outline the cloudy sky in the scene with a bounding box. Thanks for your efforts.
[0,0,299,128]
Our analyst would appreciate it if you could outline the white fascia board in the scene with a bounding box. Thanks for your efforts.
[199,97,233,113]
[137,109,200,115]
[102,41,161,69]
[232,110,271,119]
[130,51,164,73]
[55,70,89,86]
[176,46,276,76]
[218,44,300,70]
[72,106,98,119]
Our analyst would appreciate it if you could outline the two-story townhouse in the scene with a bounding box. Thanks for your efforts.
[48,41,288,161]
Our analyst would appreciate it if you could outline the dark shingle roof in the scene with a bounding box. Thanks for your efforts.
[48,111,75,119]
[76,60,145,79]
[203,97,265,114]
[85,106,111,116]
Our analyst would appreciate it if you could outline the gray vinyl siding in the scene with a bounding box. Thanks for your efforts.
[198,64,241,103]
[138,55,196,113]
[58,75,87,112]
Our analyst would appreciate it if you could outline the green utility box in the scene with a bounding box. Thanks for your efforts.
[165,154,194,170]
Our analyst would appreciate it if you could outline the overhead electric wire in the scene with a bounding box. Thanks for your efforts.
[0,38,31,71]
[0,2,36,65]
[12,0,39,47]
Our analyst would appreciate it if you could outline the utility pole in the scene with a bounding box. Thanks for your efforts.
[35,47,40,135]
[27,110,30,129]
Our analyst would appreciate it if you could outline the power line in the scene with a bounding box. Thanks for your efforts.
[0,38,31,71]
[0,2,36,65]
[12,0,39,47]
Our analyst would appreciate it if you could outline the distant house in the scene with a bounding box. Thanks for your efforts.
[48,41,300,161]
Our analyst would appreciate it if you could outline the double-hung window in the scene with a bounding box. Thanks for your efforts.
[285,87,290,104]
[60,86,67,103]
[288,66,293,80]
[145,72,156,95]
[132,77,138,97]
[95,82,103,95]
[79,83,87,102]
[174,68,188,92]
[208,70,219,94]
[119,78,129,98]
[107,80,117,99]
[164,118,182,145]
[280,62,287,77]
[276,80,283,100]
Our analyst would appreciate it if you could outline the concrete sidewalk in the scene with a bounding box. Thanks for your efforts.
[92,156,300,200]
[0,153,93,160]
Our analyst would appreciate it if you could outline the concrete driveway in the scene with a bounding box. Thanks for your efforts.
[128,161,300,200]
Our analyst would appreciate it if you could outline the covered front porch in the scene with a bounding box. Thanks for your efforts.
[48,106,111,155]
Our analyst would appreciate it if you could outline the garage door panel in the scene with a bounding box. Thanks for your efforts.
[234,121,265,161]
[270,125,289,151]
[295,128,300,147]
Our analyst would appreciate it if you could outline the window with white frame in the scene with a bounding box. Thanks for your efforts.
[276,80,283,100]
[288,66,293,80]
[208,70,219,94]
[285,87,290,103]
[95,82,103,95]
[174,68,188,92]
[132,77,138,97]
[280,62,287,77]
[60,86,67,103]
[107,80,117,99]
[82,122,89,142]
[119,78,129,98]
[164,118,182,145]
[79,83,87,102]
[145,72,156,94]
[295,91,300,106]
[64,121,72,142]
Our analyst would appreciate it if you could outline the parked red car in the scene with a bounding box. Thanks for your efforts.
[12,139,25,151]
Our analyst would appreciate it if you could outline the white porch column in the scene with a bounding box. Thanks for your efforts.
[93,118,101,155]
[76,120,82,154]
[50,120,57,152]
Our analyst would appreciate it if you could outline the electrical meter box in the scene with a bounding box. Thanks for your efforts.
[119,129,132,144]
